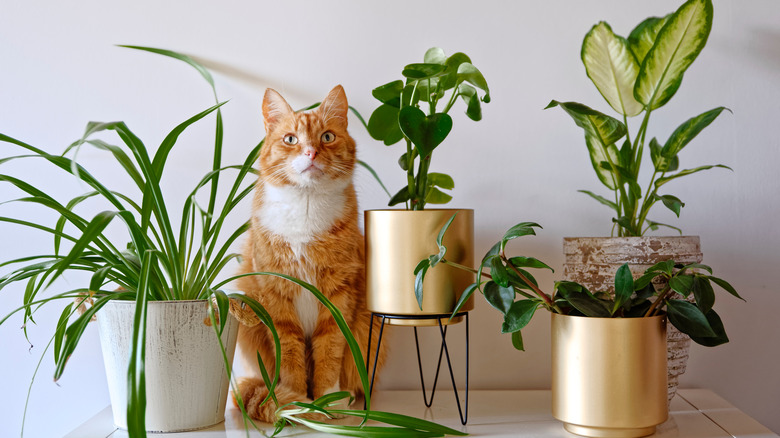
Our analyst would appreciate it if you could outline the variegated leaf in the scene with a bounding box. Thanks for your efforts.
[582,22,643,117]
[634,0,713,110]
[627,15,671,64]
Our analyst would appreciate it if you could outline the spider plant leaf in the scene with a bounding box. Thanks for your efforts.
[634,0,714,110]
[582,21,643,116]
[628,15,671,64]
[358,160,391,198]
[119,45,215,90]
[326,409,468,436]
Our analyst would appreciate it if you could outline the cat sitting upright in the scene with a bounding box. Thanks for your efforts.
[234,85,384,423]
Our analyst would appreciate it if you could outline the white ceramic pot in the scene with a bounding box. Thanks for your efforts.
[97,300,239,432]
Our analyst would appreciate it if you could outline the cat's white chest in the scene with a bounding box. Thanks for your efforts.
[256,183,346,256]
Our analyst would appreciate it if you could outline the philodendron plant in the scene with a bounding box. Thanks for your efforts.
[367,47,490,210]
[547,0,730,236]
[0,47,464,438]
[416,216,743,351]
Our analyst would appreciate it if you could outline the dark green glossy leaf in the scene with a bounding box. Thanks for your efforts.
[489,257,510,288]
[634,271,658,290]
[367,104,403,145]
[501,300,538,333]
[692,275,715,314]
[645,260,675,275]
[371,80,404,107]
[440,52,472,89]
[681,262,713,274]
[661,107,729,159]
[397,107,453,157]
[451,283,479,319]
[655,193,685,217]
[511,331,524,351]
[612,263,634,315]
[388,186,410,207]
[708,276,744,301]
[500,222,541,252]
[556,282,611,317]
[612,216,637,235]
[690,309,729,347]
[669,274,694,296]
[650,137,679,172]
[458,83,482,121]
[436,213,457,248]
[507,256,554,272]
[484,281,514,314]
[666,298,716,337]
[414,260,430,311]
[507,267,540,290]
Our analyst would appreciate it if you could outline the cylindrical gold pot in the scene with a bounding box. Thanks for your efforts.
[365,209,474,326]
[551,314,668,438]
[562,236,701,405]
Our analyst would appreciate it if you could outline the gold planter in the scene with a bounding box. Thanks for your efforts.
[551,314,668,438]
[365,209,474,326]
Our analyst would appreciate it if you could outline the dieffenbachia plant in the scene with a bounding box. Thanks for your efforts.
[416,216,743,351]
[367,47,490,210]
[547,0,730,236]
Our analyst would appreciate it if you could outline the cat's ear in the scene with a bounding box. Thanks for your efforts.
[262,88,294,132]
[319,85,349,129]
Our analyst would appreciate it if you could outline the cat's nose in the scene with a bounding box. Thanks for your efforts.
[304,147,318,160]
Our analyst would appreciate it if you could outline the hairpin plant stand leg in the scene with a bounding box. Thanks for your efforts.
[365,312,469,425]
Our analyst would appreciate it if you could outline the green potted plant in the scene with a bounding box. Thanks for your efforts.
[364,47,490,324]
[546,0,730,400]
[0,46,466,438]
[417,218,742,437]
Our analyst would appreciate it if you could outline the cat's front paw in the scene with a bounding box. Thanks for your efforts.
[232,378,278,423]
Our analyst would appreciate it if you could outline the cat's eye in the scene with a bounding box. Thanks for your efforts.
[321,132,336,143]
[283,134,298,145]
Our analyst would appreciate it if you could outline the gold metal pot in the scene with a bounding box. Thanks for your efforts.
[551,313,668,437]
[365,209,474,326]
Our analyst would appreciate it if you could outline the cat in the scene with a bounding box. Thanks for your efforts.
[233,85,385,423]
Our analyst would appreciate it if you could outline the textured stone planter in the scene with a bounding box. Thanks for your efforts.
[562,236,702,404]
[97,300,239,432]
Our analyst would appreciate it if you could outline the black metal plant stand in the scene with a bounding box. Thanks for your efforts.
[365,311,469,425]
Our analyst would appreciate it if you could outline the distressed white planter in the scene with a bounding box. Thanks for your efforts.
[97,300,239,432]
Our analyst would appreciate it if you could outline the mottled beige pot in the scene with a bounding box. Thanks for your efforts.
[552,313,668,437]
[562,236,702,404]
[97,300,239,432]
[365,209,474,326]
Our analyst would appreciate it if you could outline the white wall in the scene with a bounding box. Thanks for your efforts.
[1,1,778,436]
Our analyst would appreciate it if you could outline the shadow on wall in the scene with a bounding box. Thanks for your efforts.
[191,55,321,105]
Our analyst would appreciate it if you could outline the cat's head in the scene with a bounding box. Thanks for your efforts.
[259,85,356,189]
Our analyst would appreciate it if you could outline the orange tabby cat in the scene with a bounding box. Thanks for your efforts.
[234,85,385,423]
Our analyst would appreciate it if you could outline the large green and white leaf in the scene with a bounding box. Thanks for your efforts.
[627,15,671,64]
[546,100,625,189]
[634,0,713,110]
[582,22,643,116]
[661,106,729,158]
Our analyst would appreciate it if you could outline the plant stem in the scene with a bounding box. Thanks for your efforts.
[442,83,461,114]
[500,255,562,313]
[441,259,536,301]
[644,283,672,317]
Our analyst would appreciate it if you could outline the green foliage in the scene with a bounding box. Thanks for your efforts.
[548,0,731,236]
[367,47,490,210]
[417,217,742,350]
[0,47,460,438]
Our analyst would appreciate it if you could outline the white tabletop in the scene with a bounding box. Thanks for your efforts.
[66,389,778,438]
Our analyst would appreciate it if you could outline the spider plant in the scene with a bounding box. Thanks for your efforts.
[0,46,462,438]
